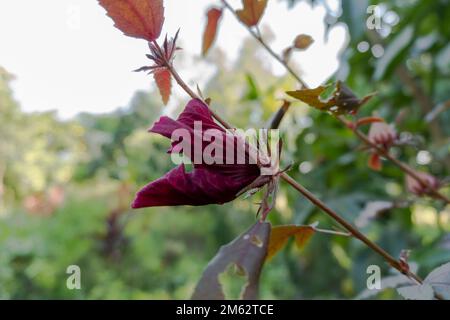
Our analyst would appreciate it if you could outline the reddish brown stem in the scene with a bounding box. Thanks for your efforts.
[221,0,307,89]
[280,172,423,284]
[164,45,425,286]
[337,116,450,205]
[217,5,450,205]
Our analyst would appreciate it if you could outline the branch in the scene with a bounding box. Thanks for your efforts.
[154,40,232,130]
[337,116,450,205]
[165,51,426,287]
[269,100,291,129]
[154,24,436,293]
[279,172,423,284]
[218,4,450,205]
[221,0,307,88]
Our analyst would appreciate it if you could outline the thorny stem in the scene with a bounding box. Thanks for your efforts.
[220,1,450,206]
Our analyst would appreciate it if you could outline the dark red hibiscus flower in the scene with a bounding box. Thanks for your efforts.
[132,99,267,208]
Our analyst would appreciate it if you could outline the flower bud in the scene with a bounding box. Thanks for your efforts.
[405,171,440,196]
[368,122,397,148]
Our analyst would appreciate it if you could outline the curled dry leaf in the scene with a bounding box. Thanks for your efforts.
[236,0,268,27]
[294,34,314,50]
[266,225,315,261]
[98,0,164,42]
[191,221,270,300]
[153,68,171,105]
[202,8,223,56]
[286,81,375,115]
[355,116,384,127]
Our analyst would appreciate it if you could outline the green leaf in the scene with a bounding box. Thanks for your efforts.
[242,74,261,101]
[374,26,415,81]
[340,0,368,43]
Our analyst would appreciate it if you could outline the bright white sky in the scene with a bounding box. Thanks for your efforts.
[0,0,346,119]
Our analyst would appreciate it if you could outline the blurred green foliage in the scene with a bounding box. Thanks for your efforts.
[1,0,450,299]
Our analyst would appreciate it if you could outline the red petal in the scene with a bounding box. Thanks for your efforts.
[150,99,224,138]
[132,164,259,208]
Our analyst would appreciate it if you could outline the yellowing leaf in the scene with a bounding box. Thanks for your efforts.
[294,34,314,50]
[153,68,171,105]
[202,8,223,56]
[99,0,165,42]
[286,86,335,110]
[266,225,315,261]
[236,0,268,27]
[287,81,375,115]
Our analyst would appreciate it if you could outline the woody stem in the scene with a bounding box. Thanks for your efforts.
[164,44,425,286]
[154,40,232,130]
[280,172,423,284]
[220,0,307,88]
[220,3,450,205]
[336,116,450,205]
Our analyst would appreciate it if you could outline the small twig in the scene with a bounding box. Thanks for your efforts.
[217,6,450,205]
[280,172,424,284]
[154,40,232,130]
[337,116,450,205]
[426,100,450,123]
[221,0,307,88]
[314,228,352,237]
[154,28,432,294]
[269,100,291,129]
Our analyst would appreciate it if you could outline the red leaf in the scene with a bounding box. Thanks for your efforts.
[99,0,164,41]
[356,116,384,127]
[368,153,382,171]
[202,8,223,56]
[153,68,171,105]
[236,0,268,27]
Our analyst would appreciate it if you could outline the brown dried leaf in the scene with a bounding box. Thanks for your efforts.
[191,221,270,300]
[287,81,375,115]
[294,34,314,50]
[266,225,315,261]
[202,8,223,56]
[236,0,268,27]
